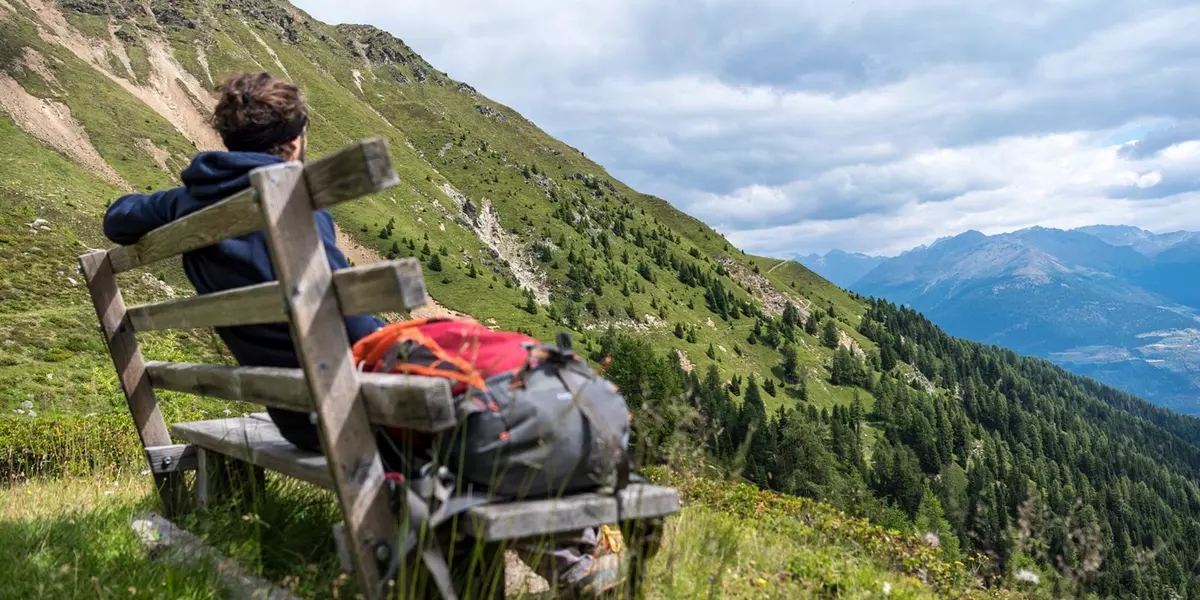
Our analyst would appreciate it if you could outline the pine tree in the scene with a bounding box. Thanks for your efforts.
[706,343,716,360]
[804,312,820,336]
[673,323,685,339]
[782,302,800,327]
[686,327,697,344]
[781,344,799,383]
[821,319,840,349]
[468,262,478,278]
[763,378,777,397]
[524,295,538,315]
[915,483,960,560]
[427,253,443,272]
[421,242,431,256]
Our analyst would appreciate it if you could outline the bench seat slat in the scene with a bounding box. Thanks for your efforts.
[148,362,456,432]
[127,259,426,332]
[173,417,334,487]
[172,417,680,541]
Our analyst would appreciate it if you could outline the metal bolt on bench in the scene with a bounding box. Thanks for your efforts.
[80,137,680,599]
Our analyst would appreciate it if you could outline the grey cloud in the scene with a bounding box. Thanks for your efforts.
[292,0,1200,256]
[1120,121,1200,159]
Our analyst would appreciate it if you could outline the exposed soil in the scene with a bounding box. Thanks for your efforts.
[18,0,222,150]
[0,72,129,189]
[18,47,60,88]
[136,137,172,172]
[717,256,809,319]
[194,42,213,87]
[333,223,459,321]
[440,183,550,304]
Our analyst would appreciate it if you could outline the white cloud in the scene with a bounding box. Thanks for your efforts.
[291,0,1200,256]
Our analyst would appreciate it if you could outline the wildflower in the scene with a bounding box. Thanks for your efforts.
[141,470,150,476]
[46,373,52,380]
[223,408,232,416]
[882,582,892,595]
[19,400,32,409]
[1015,569,1040,584]
[103,490,114,495]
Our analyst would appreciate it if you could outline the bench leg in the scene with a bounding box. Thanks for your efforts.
[195,449,266,511]
[155,472,190,519]
[622,518,665,600]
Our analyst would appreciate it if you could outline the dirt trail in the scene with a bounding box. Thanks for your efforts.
[333,224,459,321]
[0,72,130,189]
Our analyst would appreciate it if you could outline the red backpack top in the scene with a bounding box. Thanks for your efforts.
[352,317,538,395]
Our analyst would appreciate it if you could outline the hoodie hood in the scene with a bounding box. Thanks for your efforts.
[181,151,285,203]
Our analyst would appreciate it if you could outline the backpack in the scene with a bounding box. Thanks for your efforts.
[352,317,631,499]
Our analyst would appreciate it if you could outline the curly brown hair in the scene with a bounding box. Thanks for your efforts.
[212,72,308,157]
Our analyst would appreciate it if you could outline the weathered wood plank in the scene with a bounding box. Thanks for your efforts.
[464,486,681,542]
[252,161,393,596]
[145,361,457,432]
[174,418,334,489]
[173,416,679,541]
[127,259,427,331]
[107,138,399,273]
[145,444,198,474]
[79,250,184,516]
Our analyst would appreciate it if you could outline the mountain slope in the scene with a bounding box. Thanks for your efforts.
[853,226,1200,413]
[3,1,1200,598]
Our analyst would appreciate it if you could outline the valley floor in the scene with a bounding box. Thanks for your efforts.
[0,470,1007,600]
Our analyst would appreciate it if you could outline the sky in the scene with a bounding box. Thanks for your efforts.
[292,0,1200,257]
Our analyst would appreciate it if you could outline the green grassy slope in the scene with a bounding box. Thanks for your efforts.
[0,0,872,422]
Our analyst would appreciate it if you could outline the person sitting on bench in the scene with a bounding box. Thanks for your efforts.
[101,71,626,596]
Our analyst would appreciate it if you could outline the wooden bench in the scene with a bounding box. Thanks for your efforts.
[79,138,680,599]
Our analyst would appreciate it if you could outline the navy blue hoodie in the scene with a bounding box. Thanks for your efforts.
[103,151,385,450]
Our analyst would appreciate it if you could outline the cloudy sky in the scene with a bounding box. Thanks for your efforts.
[293,0,1200,257]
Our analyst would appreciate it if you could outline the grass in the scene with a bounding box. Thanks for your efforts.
[0,475,226,599]
[0,466,1015,600]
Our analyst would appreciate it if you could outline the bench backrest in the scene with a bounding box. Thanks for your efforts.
[77,138,438,593]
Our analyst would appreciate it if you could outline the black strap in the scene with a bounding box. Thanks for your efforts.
[380,474,497,599]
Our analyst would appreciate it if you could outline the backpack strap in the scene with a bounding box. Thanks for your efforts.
[380,470,497,600]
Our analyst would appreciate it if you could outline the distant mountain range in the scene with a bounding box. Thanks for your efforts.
[794,250,886,288]
[798,225,1200,413]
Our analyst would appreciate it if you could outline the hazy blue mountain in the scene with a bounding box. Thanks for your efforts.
[852,226,1200,413]
[795,250,887,288]
[1076,224,1199,256]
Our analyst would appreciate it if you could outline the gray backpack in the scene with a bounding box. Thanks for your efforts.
[435,334,631,499]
